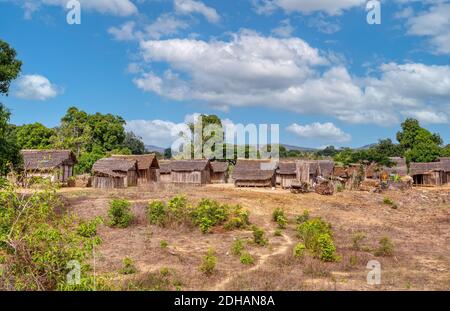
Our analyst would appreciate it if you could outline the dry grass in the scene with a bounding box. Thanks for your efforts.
[61,184,450,291]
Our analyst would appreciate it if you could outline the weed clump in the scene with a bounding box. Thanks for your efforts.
[147,200,167,226]
[297,218,338,262]
[240,252,254,265]
[199,248,217,275]
[293,243,306,259]
[120,257,137,275]
[108,199,133,228]
[231,239,245,256]
[252,226,267,246]
[375,236,394,257]
[272,208,288,229]
[351,232,366,251]
[295,210,310,224]
[383,198,398,209]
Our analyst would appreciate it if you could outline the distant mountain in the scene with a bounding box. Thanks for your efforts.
[282,144,318,152]
[145,145,166,153]
[357,143,377,150]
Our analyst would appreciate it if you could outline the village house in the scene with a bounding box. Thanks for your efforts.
[409,159,450,187]
[21,149,77,184]
[276,162,297,189]
[92,157,138,189]
[210,161,229,184]
[158,160,172,183]
[170,159,212,185]
[296,160,334,185]
[232,159,278,187]
[112,154,159,185]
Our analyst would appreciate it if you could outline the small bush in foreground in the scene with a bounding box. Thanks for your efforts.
[383,198,398,209]
[231,239,245,256]
[160,240,169,249]
[297,218,338,262]
[191,199,228,233]
[108,199,133,228]
[147,200,167,226]
[272,208,288,229]
[375,236,394,257]
[240,252,254,265]
[252,226,267,246]
[296,210,310,224]
[199,248,217,275]
[293,243,306,259]
[316,234,338,262]
[77,217,103,238]
[351,232,366,251]
[120,257,137,275]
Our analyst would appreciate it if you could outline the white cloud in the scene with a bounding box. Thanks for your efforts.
[133,31,450,125]
[271,19,294,38]
[402,2,450,55]
[125,119,190,147]
[287,122,351,143]
[253,0,365,16]
[401,110,449,124]
[20,0,138,17]
[15,74,61,101]
[108,21,137,41]
[174,0,220,23]
[145,14,190,39]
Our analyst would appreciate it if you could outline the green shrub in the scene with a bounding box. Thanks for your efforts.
[351,232,366,251]
[191,199,228,233]
[147,200,167,226]
[295,210,310,224]
[160,267,170,277]
[199,248,217,275]
[224,205,250,230]
[108,199,133,228]
[276,215,288,229]
[160,240,169,249]
[252,226,267,246]
[274,229,282,237]
[297,218,338,262]
[272,208,285,222]
[77,217,103,238]
[375,236,394,257]
[240,252,254,265]
[231,239,245,256]
[120,257,137,275]
[316,234,338,262]
[167,195,191,225]
[293,243,306,259]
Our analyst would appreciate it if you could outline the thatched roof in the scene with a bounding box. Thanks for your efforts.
[295,160,334,178]
[170,159,211,172]
[383,157,408,176]
[92,158,137,177]
[232,159,277,181]
[277,162,296,175]
[112,154,159,170]
[409,161,450,175]
[211,161,228,173]
[159,161,172,174]
[21,150,77,170]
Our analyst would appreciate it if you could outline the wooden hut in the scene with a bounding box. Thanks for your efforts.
[409,162,447,187]
[158,161,172,183]
[232,159,277,187]
[276,162,296,189]
[21,150,77,183]
[439,158,450,184]
[170,160,212,185]
[92,158,138,189]
[210,161,228,184]
[113,154,159,185]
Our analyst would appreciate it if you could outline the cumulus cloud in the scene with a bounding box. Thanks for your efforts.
[271,19,295,38]
[287,122,351,143]
[253,0,365,16]
[403,2,450,55]
[108,21,137,41]
[125,119,190,147]
[132,31,450,126]
[14,74,61,101]
[174,0,220,23]
[19,0,137,17]
[145,14,190,39]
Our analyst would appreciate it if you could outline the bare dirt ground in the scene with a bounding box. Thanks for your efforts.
[61,183,450,291]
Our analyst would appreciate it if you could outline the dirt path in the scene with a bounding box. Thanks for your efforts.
[212,231,294,291]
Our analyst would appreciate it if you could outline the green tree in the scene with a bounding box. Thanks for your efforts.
[317,146,338,157]
[123,131,145,155]
[15,122,56,149]
[164,148,172,159]
[0,40,22,176]
[74,145,106,175]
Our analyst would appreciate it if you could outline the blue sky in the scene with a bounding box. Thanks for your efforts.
[0,0,449,148]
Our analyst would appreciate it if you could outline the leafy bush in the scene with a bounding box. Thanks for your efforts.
[77,217,103,238]
[272,208,284,222]
[199,248,217,275]
[191,199,228,233]
[231,239,245,256]
[240,252,254,265]
[297,218,338,262]
[252,226,267,246]
[0,182,101,290]
[293,243,306,259]
[167,195,191,225]
[147,200,167,226]
[120,257,137,275]
[316,234,338,262]
[375,236,394,257]
[273,207,288,229]
[273,229,282,237]
[295,210,310,224]
[383,198,398,209]
[108,199,133,228]
[223,205,250,230]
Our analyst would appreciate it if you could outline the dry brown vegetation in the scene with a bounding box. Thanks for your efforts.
[61,183,450,291]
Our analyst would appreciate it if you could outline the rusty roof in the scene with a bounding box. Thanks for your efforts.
[21,149,77,170]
